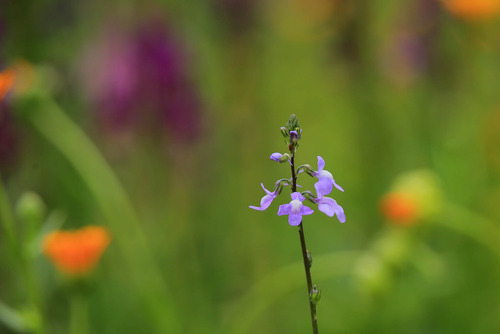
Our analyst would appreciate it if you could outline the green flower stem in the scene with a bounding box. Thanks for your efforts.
[222,251,358,334]
[15,92,180,332]
[436,202,500,259]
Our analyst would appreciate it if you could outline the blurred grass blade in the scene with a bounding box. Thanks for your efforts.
[0,302,27,332]
[15,91,181,332]
[439,202,500,259]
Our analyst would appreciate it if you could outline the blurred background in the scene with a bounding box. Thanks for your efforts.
[2,0,500,333]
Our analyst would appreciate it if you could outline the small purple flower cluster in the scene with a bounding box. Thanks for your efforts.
[250,115,345,226]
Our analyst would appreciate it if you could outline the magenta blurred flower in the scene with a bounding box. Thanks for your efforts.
[249,183,278,211]
[278,192,313,226]
[312,156,344,197]
[82,27,137,130]
[81,20,203,143]
[135,22,201,142]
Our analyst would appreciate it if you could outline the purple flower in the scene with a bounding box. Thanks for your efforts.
[278,192,314,226]
[314,197,346,223]
[134,21,202,142]
[289,129,302,145]
[270,152,283,162]
[270,152,292,165]
[249,183,278,211]
[312,156,344,197]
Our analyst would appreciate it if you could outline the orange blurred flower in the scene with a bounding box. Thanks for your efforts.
[0,68,16,102]
[442,0,500,21]
[380,192,418,226]
[43,226,111,275]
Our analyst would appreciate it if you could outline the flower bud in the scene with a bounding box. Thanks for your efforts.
[301,191,317,204]
[16,191,46,225]
[16,191,46,243]
[295,128,302,139]
[270,152,283,162]
[273,180,284,195]
[290,130,299,145]
[296,164,314,177]
[273,178,293,194]
[286,114,300,132]
[270,153,292,165]
[283,115,302,150]
[280,127,288,139]
[310,284,321,305]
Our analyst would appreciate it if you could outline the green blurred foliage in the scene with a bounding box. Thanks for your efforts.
[1,0,500,333]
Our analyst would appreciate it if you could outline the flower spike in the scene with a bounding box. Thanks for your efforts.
[248,114,347,333]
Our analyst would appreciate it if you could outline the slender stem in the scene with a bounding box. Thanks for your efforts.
[291,152,319,334]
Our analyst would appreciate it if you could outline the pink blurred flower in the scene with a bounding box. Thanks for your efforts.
[81,20,203,144]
